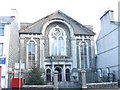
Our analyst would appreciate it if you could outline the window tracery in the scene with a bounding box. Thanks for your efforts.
[49,25,67,57]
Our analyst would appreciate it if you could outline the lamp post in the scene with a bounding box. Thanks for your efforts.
[53,71,58,90]
[81,42,87,89]
[77,42,87,89]
[19,59,21,90]
[81,69,87,88]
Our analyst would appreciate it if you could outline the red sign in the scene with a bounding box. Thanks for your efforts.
[12,78,22,88]
[0,66,1,86]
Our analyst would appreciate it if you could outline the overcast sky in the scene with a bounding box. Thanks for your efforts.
[0,0,119,39]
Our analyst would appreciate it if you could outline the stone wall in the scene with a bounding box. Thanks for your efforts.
[87,82,118,89]
[22,85,81,90]
[23,85,53,88]
[58,81,81,88]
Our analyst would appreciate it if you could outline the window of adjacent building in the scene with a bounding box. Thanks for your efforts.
[46,69,51,82]
[102,68,109,76]
[0,43,3,56]
[49,25,67,57]
[98,69,102,78]
[28,40,36,68]
[0,24,4,36]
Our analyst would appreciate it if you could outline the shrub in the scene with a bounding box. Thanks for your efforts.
[25,67,45,85]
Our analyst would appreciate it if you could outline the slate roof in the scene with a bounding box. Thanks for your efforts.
[19,10,95,36]
[20,22,32,30]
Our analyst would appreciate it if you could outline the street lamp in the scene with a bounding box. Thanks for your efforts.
[81,42,87,89]
[18,59,21,90]
[77,41,87,89]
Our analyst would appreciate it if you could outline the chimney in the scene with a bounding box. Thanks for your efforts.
[100,10,114,22]
[10,9,18,17]
[100,10,114,30]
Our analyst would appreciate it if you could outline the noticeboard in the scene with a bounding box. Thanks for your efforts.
[0,58,6,64]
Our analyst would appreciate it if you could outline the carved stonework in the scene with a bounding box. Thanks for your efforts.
[53,25,62,37]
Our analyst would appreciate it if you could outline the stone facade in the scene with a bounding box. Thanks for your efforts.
[19,10,96,86]
[87,82,118,89]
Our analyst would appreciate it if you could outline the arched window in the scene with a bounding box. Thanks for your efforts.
[46,69,51,82]
[66,69,70,81]
[80,42,89,68]
[27,40,37,69]
[49,25,67,57]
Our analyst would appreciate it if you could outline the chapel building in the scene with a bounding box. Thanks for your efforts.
[19,10,96,85]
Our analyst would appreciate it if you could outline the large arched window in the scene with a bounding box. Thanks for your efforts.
[46,69,51,82]
[26,40,37,69]
[49,25,67,57]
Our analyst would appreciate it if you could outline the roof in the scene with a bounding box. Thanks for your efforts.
[100,10,114,20]
[20,22,31,29]
[19,10,95,36]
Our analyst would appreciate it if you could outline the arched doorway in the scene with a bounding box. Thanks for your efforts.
[55,67,62,81]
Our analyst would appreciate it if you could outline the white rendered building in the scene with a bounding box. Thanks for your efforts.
[96,10,119,82]
[0,9,19,88]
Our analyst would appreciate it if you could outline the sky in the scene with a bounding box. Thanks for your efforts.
[0,0,119,39]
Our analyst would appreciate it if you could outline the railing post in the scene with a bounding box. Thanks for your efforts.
[54,71,58,90]
[81,69,87,89]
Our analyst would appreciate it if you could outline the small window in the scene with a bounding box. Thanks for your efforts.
[98,69,102,78]
[0,43,3,56]
[0,24,4,36]
[66,69,70,81]
[46,69,51,82]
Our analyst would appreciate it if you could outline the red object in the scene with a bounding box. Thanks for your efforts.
[0,66,2,86]
[12,78,22,88]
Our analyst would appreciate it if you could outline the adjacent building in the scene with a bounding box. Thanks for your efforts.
[0,9,19,88]
[19,10,96,87]
[96,10,119,82]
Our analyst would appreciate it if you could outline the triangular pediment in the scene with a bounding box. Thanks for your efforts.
[19,10,95,36]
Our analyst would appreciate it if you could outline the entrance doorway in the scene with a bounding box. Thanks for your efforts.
[55,67,62,81]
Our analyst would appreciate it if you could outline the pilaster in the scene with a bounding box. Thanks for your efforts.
[40,37,45,68]
[71,37,77,68]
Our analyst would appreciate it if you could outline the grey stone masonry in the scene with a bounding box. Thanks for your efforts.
[87,82,118,89]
